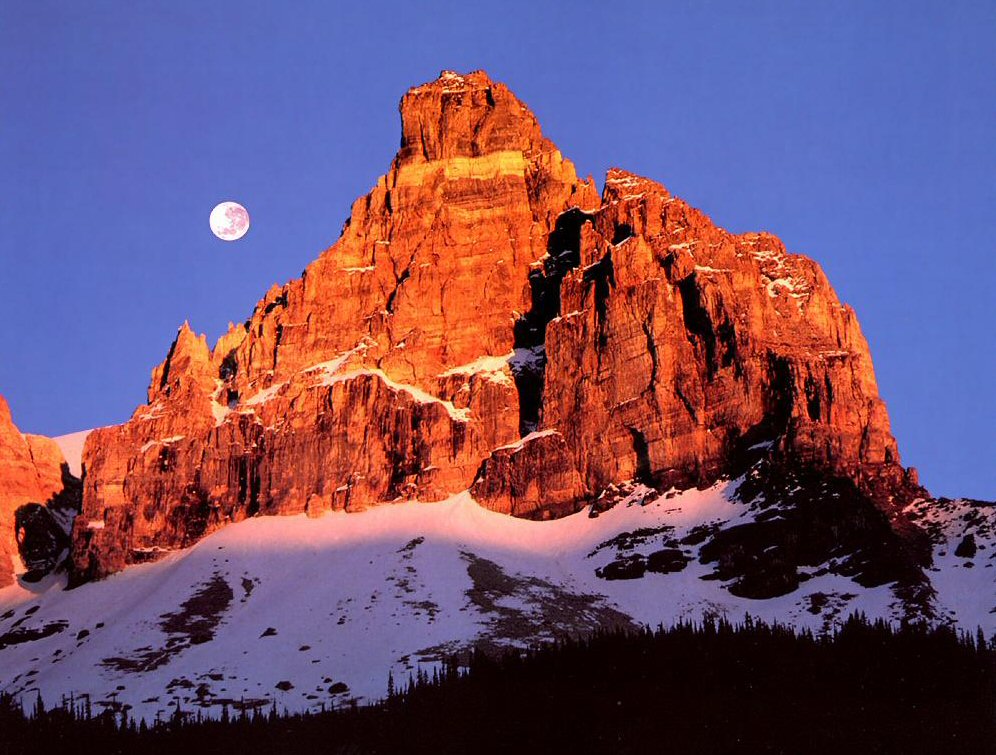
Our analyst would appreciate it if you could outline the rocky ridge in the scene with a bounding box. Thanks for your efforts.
[71,70,925,584]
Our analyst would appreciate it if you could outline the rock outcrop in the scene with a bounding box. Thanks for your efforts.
[0,396,79,585]
[537,169,915,499]
[70,70,923,583]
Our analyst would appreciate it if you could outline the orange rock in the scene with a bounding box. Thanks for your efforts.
[69,71,921,583]
[0,396,74,585]
[541,169,909,499]
[472,431,587,519]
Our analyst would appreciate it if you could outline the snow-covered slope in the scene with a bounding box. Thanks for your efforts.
[52,429,92,478]
[0,483,991,722]
[905,496,996,631]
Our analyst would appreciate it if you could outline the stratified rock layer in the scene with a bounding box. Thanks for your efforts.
[71,71,921,582]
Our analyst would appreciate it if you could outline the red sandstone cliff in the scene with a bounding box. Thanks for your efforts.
[69,71,920,582]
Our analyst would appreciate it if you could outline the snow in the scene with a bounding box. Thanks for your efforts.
[0,481,977,722]
[52,430,93,477]
[140,436,186,453]
[303,342,373,383]
[212,342,468,428]
[509,346,544,376]
[904,497,996,632]
[438,354,513,385]
[746,245,812,307]
[765,277,807,299]
[746,440,775,451]
[439,354,511,377]
[606,174,641,187]
[493,429,560,453]
[211,403,231,426]
[749,248,779,262]
[605,173,647,200]
[211,381,233,426]
[318,369,471,422]
[244,382,287,406]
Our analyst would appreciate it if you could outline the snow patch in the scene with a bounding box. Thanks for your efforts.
[509,346,544,376]
[52,430,93,478]
[244,382,288,407]
[318,369,471,422]
[140,435,186,453]
[493,429,560,454]
[438,354,514,385]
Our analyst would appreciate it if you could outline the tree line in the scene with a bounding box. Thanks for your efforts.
[0,614,992,754]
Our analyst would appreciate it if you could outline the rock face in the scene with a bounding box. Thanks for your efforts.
[538,170,915,500]
[70,70,923,583]
[0,396,79,585]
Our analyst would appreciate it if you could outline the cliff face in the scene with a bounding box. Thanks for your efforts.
[0,397,78,585]
[535,170,908,497]
[71,71,921,583]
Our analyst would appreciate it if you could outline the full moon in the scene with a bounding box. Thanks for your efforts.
[209,201,250,241]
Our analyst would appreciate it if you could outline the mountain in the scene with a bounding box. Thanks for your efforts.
[72,70,920,581]
[0,70,992,719]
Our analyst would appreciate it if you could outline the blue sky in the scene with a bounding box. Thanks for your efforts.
[1,1,993,498]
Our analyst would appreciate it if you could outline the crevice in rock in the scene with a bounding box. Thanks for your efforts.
[582,250,616,352]
[158,337,181,392]
[612,223,633,245]
[805,374,821,422]
[642,312,659,391]
[674,384,698,423]
[824,373,835,423]
[766,354,795,431]
[14,503,71,582]
[511,208,593,435]
[717,319,737,370]
[678,277,717,376]
[386,269,412,314]
[263,291,288,315]
[218,350,239,381]
[236,451,263,518]
[628,427,653,486]
[272,324,284,370]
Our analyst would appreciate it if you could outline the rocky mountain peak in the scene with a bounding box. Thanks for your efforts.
[148,321,214,405]
[396,70,550,165]
[67,72,925,583]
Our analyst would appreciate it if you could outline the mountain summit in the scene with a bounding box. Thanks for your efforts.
[1,70,992,721]
[71,70,922,583]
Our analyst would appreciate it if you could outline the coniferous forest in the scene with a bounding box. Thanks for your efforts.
[0,615,992,755]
